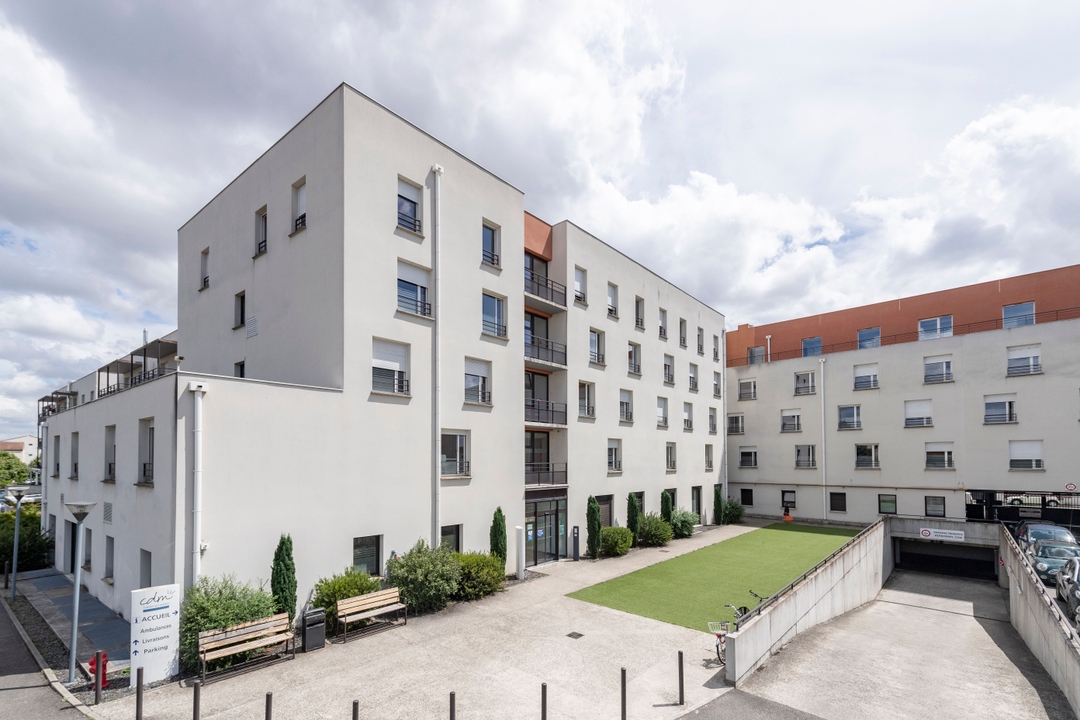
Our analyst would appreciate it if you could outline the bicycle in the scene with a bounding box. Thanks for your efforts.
[709,592,766,664]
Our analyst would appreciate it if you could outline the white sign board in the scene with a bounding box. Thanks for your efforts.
[919,528,965,542]
[130,584,180,683]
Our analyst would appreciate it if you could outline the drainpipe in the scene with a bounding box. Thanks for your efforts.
[188,381,208,584]
[765,335,771,363]
[819,357,827,522]
[431,164,444,548]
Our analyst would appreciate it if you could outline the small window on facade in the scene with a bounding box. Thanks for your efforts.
[925,496,946,518]
[679,319,687,347]
[739,380,756,400]
[464,358,491,404]
[984,394,1016,424]
[1003,301,1034,329]
[578,382,595,417]
[663,355,674,383]
[353,535,381,576]
[82,527,92,569]
[657,397,668,426]
[658,308,667,338]
[782,490,796,508]
[727,414,744,434]
[620,389,633,422]
[858,327,880,349]
[607,439,622,471]
[748,346,765,364]
[878,494,897,515]
[705,445,713,470]
[398,262,432,316]
[689,364,698,391]
[802,337,822,357]
[256,208,268,255]
[795,445,815,468]
[1009,440,1044,470]
[713,334,720,361]
[482,294,506,337]
[918,315,953,341]
[830,492,847,512]
[666,442,677,469]
[697,327,704,354]
[104,535,114,578]
[795,371,815,395]
[635,298,645,328]
[856,444,880,469]
[904,400,933,427]
[234,361,245,378]
[292,178,307,232]
[713,372,722,397]
[854,364,878,389]
[607,284,618,316]
[440,525,462,552]
[838,405,861,430]
[627,343,641,374]
[709,407,717,433]
[397,179,421,233]
[741,488,754,506]
[683,402,693,430]
[923,355,952,383]
[372,338,409,394]
[441,433,469,476]
[234,292,246,328]
[1007,345,1041,376]
[590,330,605,364]
[574,267,587,303]
[482,224,500,266]
[925,442,954,469]
[781,409,801,433]
[200,248,209,289]
[739,447,757,468]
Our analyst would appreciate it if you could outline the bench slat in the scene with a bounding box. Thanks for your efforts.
[198,620,291,651]
[202,631,293,662]
[199,613,291,643]
[341,603,405,624]
[337,589,400,614]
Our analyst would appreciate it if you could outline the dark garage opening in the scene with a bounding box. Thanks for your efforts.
[895,539,997,581]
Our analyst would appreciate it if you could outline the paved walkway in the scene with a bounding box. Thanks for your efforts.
[0,598,80,719]
[93,521,768,720]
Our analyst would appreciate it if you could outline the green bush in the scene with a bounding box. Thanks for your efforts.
[600,527,633,556]
[179,575,277,673]
[637,512,673,547]
[723,498,746,524]
[661,491,673,523]
[490,507,507,564]
[312,567,381,632]
[270,534,297,621]
[586,496,602,558]
[0,452,28,487]
[626,493,641,546]
[670,509,699,539]
[713,485,725,524]
[0,506,53,572]
[453,552,504,600]
[386,540,461,614]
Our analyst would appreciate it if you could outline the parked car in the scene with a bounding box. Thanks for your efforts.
[1057,558,1080,610]
[1005,493,1061,507]
[1028,541,1080,584]
[1016,522,1077,552]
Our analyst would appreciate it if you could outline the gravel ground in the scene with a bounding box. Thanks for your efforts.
[3,595,74,681]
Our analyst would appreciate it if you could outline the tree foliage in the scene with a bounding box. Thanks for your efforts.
[586,496,602,558]
[637,512,673,547]
[179,575,277,673]
[626,493,642,546]
[0,505,53,571]
[270,534,297,621]
[660,490,673,524]
[386,539,461,614]
[489,507,507,565]
[0,452,28,487]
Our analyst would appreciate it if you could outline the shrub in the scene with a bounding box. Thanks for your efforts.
[626,493,642,546]
[661,491,673,523]
[601,527,633,556]
[586,496,602,558]
[312,567,381,632]
[0,506,53,572]
[270,534,297,621]
[179,575,277,673]
[453,552,504,600]
[637,512,673,547]
[670,509,699,539]
[712,486,724,524]
[723,498,746,524]
[386,539,461,614]
[490,507,507,564]
[0,451,28,487]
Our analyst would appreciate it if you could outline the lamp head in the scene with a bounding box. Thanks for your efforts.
[64,501,96,523]
[8,485,30,501]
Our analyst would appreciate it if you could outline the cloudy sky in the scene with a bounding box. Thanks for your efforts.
[2,1,1079,439]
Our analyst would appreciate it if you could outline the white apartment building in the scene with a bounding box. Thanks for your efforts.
[1,434,38,465]
[35,84,725,617]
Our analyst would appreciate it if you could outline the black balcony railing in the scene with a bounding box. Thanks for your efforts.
[442,460,470,476]
[526,336,567,365]
[710,422,717,433]
[483,319,507,337]
[590,351,605,364]
[739,458,756,468]
[524,270,567,306]
[483,249,500,266]
[608,305,618,317]
[619,404,633,422]
[659,327,667,339]
[924,372,953,384]
[608,460,622,472]
[1007,362,1041,376]
[854,376,878,390]
[202,276,210,289]
[698,343,704,354]
[855,457,880,469]
[689,377,698,391]
[796,459,816,468]
[465,388,492,404]
[574,291,586,303]
[142,462,154,481]
[53,462,59,477]
[635,317,644,329]
[738,390,756,400]
[839,420,861,430]
[680,336,687,347]
[984,412,1018,424]
[628,361,641,374]
[398,210,421,233]
[294,214,306,233]
[525,399,567,425]
[70,463,78,479]
[706,461,714,471]
[397,291,432,317]
[781,420,801,432]
[658,415,668,426]
[1010,459,1044,470]
[372,372,409,395]
[667,459,677,470]
[525,462,568,486]
[714,350,720,361]
[714,384,722,397]
[684,419,693,430]
[106,462,115,480]
[579,403,595,417]
[905,417,932,427]
[728,423,744,435]
[926,457,955,469]
[795,384,817,395]
[664,370,674,383]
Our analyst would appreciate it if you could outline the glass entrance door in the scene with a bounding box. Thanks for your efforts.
[525,498,567,567]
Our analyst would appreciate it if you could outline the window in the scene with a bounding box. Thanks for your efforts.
[802,337,822,357]
[854,364,878,390]
[524,252,548,280]
[199,248,209,289]
[739,380,756,400]
[234,291,246,328]
[795,371,815,395]
[683,402,693,430]
[597,495,614,527]
[727,415,744,434]
[665,488,678,508]
[590,330,605,364]
[856,444,880,469]
[482,224,500,266]
[482,294,506,337]
[878,494,897,515]
[924,355,952,383]
[679,319,687,347]
[398,262,431,316]
[795,445,815,468]
[578,382,595,417]
[739,447,757,468]
[918,315,953,341]
[441,433,469,475]
[858,327,880,349]
[692,486,702,517]
[104,426,116,480]
[440,525,462,552]
[635,298,645,329]
[984,394,1016,424]
[666,443,677,470]
[781,410,801,433]
[663,355,675,383]
[574,267,587,303]
[1007,344,1041,376]
[748,346,765,365]
[741,489,754,506]
[926,442,954,469]
[904,400,932,427]
[607,283,618,317]
[620,389,633,422]
[464,358,491,404]
[925,496,946,518]
[353,535,381,576]
[782,490,796,508]
[1009,440,1044,470]
[1003,301,1034,329]
[838,405,861,430]
[705,444,714,470]
[713,372,722,397]
[697,327,705,354]
[372,338,409,394]
[82,527,92,570]
[139,421,155,482]
[292,178,307,232]
[608,439,622,471]
[657,397,669,426]
[830,492,847,512]
[658,308,667,338]
[256,208,268,255]
[104,535,114,579]
[689,364,698,391]
[713,335,720,362]
[233,361,245,378]
[140,549,152,589]
[397,178,421,233]
[70,432,79,478]
[627,343,641,374]
[709,407,717,434]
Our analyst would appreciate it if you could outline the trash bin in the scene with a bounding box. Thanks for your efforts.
[302,608,325,652]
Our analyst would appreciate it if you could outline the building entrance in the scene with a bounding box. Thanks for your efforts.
[526,496,567,567]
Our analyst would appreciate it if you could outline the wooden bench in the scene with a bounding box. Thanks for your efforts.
[197,613,295,683]
[335,588,407,642]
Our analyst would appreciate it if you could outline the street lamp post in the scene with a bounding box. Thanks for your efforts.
[9,485,28,603]
[64,501,95,685]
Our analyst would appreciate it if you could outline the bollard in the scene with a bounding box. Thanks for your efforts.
[678,651,684,705]
[193,680,201,720]
[94,651,103,705]
[541,682,547,719]
[265,691,273,720]
[620,667,626,720]
[450,691,456,720]
[136,667,144,720]
[352,699,359,720]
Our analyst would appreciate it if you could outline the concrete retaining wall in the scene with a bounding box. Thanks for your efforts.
[1001,525,1080,717]
[726,518,887,685]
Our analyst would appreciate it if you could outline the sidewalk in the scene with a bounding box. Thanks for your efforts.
[93,520,767,720]
[0,596,81,719]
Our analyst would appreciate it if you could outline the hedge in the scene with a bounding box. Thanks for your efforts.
[637,512,673,547]
[601,527,633,556]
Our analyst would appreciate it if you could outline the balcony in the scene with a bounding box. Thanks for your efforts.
[1010,459,1044,470]
[1007,362,1041,376]
[619,404,633,422]
[372,372,410,395]
[984,412,1017,424]
[524,270,567,308]
[795,459,816,469]
[608,460,622,472]
[659,327,667,339]
[525,462,568,486]
[781,420,801,432]
[684,419,693,430]
[465,388,492,405]
[628,361,641,374]
[635,316,645,329]
[607,305,618,317]
[795,384,817,395]
[689,377,698,391]
[397,291,432,317]
[483,249,500,266]
[905,417,932,428]
[590,350,605,365]
[926,457,955,469]
[483,319,507,338]
[398,210,421,233]
[525,399,567,425]
[854,377,878,390]
[525,336,566,366]
[579,403,595,418]
[657,415,668,427]
[838,420,861,430]
[104,462,115,482]
[738,389,756,401]
[924,372,953,384]
[664,369,674,384]
[442,459,471,476]
[294,214,307,233]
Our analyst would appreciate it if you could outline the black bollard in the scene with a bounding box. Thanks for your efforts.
[94,651,103,705]
[621,667,626,720]
[678,651,684,705]
[265,691,273,720]
[136,667,144,720]
[353,699,359,720]
[450,691,456,719]
[542,682,547,719]
[193,680,201,720]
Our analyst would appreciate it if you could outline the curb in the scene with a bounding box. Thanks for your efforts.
[2,596,96,718]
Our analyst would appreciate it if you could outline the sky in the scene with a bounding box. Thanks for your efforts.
[2,1,1080,439]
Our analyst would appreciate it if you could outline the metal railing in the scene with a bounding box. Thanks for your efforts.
[926,457,955,469]
[706,461,714,471]
[714,350,720,361]
[608,460,622,472]
[142,462,154,481]
[619,404,633,422]
[483,319,507,337]
[525,462,568,486]
[924,372,953,383]
[464,388,492,404]
[738,389,756,400]
[525,336,566,365]
[684,419,693,430]
[795,459,816,468]
[1010,459,1044,470]
[257,239,267,255]
[524,270,567,306]
[397,211,421,233]
[795,383,816,395]
[105,462,115,480]
[854,376,878,390]
[590,350,605,364]
[441,460,470,476]
[70,463,78,479]
[984,412,1018,424]
[855,457,880,469]
[658,327,667,339]
[781,420,801,432]
[628,361,641,374]
[727,423,744,435]
[839,419,861,430]
[372,373,409,395]
[635,317,645,329]
[689,377,698,390]
[607,305,618,317]
[905,417,932,427]
[397,291,432,317]
[657,415,668,426]
[710,421,717,433]
[574,291,586,303]
[483,249,499,266]
[1007,362,1042,376]
[666,458,677,470]
[579,403,595,417]
[664,369,674,383]
[525,399,567,425]
[680,336,687,347]
[698,343,704,354]
[202,276,209,289]
[739,457,757,468]
[294,214,306,232]
[714,384,722,396]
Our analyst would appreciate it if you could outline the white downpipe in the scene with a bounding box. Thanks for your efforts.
[766,334,772,363]
[819,357,827,521]
[189,381,208,584]
[431,164,444,548]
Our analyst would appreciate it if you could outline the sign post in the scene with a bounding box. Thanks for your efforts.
[130,584,180,683]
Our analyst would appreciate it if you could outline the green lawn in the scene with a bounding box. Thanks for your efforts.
[568,523,858,631]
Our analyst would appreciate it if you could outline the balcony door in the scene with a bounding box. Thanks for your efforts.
[525,431,549,465]
[525,372,548,401]
[525,312,548,343]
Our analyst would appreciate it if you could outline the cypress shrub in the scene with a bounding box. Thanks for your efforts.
[626,493,641,546]
[386,539,461,614]
[179,575,277,673]
[713,485,725,524]
[661,490,673,523]
[600,527,633,556]
[637,512,674,547]
[270,534,297,622]
[490,507,507,565]
[586,496,602,558]
[453,552,504,601]
[312,567,381,633]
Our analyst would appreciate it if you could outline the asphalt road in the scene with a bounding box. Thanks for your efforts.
[0,600,79,719]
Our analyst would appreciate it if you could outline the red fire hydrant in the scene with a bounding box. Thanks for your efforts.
[88,652,109,688]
